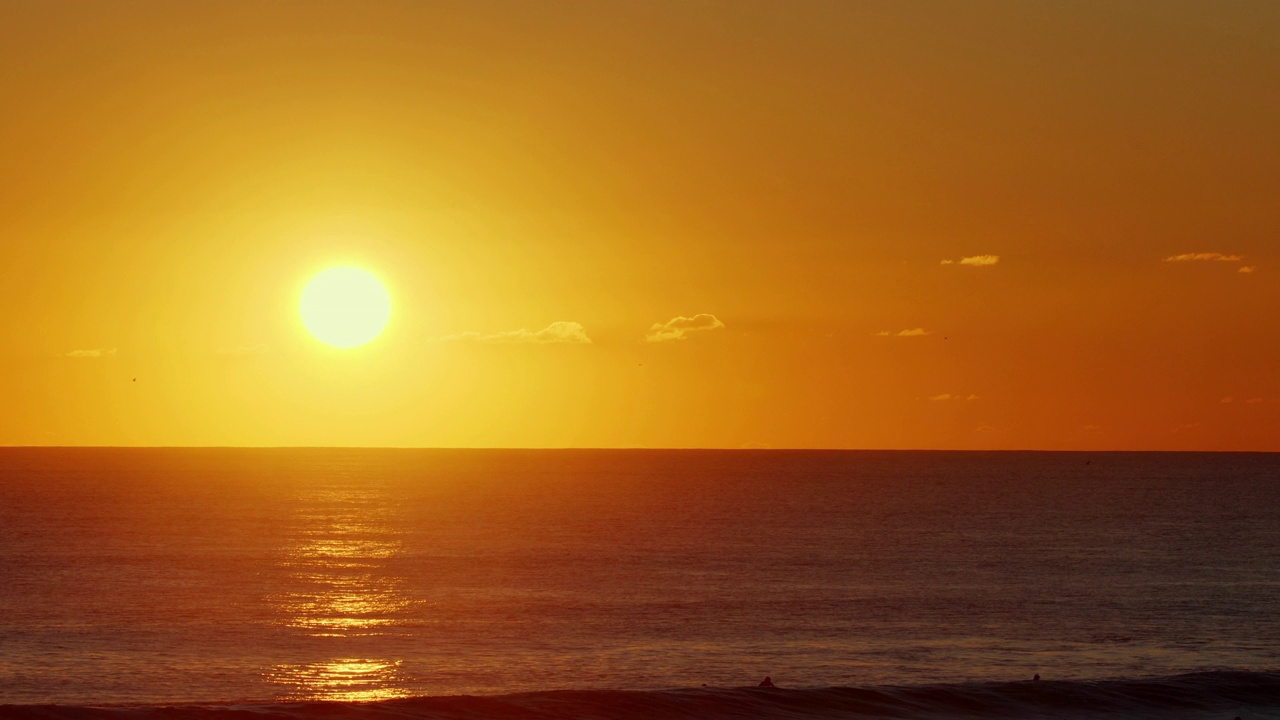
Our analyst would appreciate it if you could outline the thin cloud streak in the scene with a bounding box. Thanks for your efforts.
[871,328,930,337]
[942,255,999,266]
[433,321,592,344]
[1163,252,1244,262]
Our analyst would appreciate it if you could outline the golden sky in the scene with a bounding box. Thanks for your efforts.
[2,1,1278,450]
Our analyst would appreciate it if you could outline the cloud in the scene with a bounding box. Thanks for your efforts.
[1162,252,1244,262]
[942,255,999,266]
[929,393,979,402]
[65,348,117,358]
[873,328,930,337]
[1239,266,1256,274]
[1082,424,1103,433]
[434,321,592,344]
[1224,396,1271,405]
[645,313,725,342]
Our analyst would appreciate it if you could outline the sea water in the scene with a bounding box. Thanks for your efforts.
[1,448,1278,717]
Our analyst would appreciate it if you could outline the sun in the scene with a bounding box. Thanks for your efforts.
[299,266,392,348]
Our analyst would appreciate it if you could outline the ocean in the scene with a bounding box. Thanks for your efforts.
[1,448,1278,719]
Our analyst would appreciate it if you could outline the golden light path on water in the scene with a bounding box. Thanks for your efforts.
[267,660,409,703]
[267,483,414,701]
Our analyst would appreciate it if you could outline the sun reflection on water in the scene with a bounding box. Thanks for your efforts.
[268,659,413,702]
[267,482,418,700]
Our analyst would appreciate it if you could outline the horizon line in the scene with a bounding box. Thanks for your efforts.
[0,445,1276,454]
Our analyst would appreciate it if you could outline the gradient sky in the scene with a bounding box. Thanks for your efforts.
[2,1,1278,449]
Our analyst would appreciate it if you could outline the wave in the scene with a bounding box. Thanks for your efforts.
[5,671,1279,720]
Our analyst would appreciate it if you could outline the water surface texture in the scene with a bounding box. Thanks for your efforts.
[1,449,1277,705]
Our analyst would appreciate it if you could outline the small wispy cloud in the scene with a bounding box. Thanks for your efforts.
[433,321,592,344]
[1082,424,1103,433]
[645,313,724,343]
[1245,397,1266,404]
[942,255,999,266]
[65,348,117,358]
[1220,396,1235,404]
[870,327,931,337]
[929,393,979,402]
[1239,266,1256,274]
[1163,252,1244,263]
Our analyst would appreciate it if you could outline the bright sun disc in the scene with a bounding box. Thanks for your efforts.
[300,266,391,348]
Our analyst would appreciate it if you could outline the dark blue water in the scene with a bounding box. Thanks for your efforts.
[1,449,1277,718]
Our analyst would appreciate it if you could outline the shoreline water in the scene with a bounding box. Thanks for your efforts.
[4,672,1280,719]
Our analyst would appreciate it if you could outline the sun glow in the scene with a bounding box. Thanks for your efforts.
[300,267,392,348]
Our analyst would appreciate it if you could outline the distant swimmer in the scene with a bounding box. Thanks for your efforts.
[759,676,775,688]
[1033,674,1040,681]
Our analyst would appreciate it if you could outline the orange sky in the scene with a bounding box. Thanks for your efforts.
[2,1,1278,450]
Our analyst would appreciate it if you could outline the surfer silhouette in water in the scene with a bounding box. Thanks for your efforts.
[759,676,775,688]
